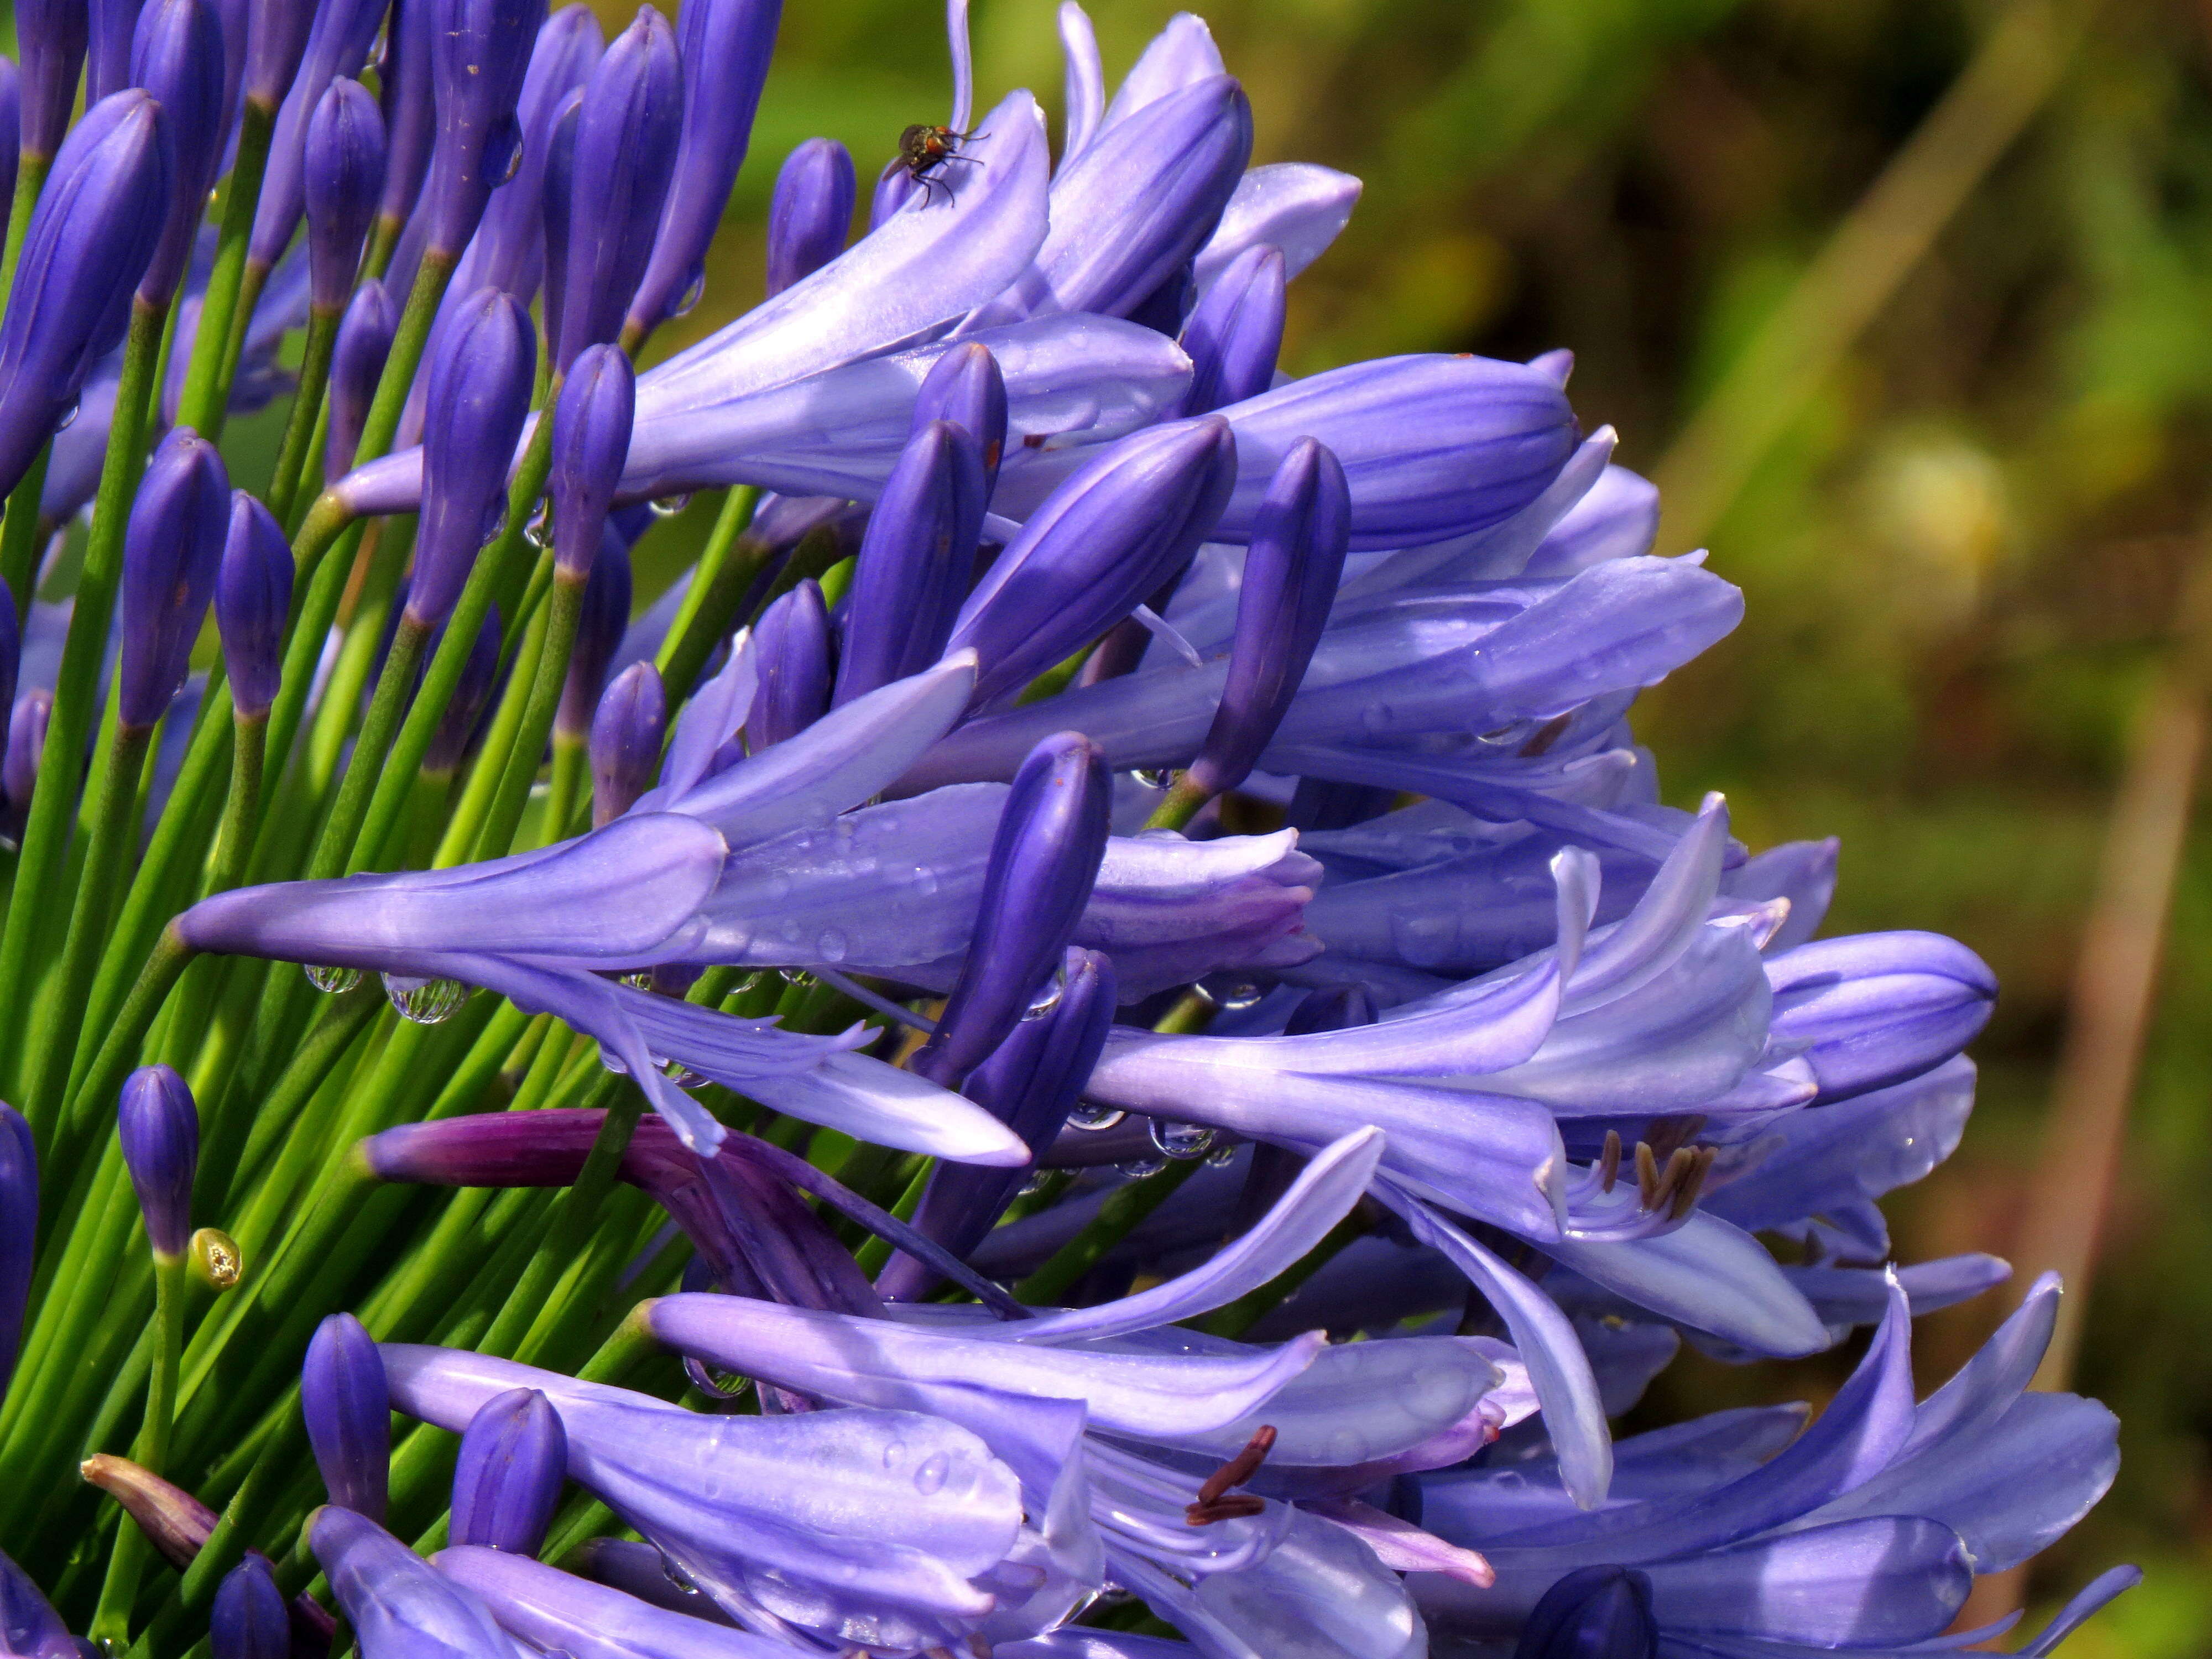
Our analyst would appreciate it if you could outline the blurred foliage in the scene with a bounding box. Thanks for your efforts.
[622,0,2212,1638]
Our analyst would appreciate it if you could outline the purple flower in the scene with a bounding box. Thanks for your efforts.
[0,1545,77,1659]
[118,427,229,729]
[766,137,856,298]
[549,344,634,578]
[1176,242,1283,416]
[15,0,91,160]
[911,732,1111,1086]
[1764,930,1997,1103]
[913,337,1007,495]
[553,3,682,367]
[86,0,146,103]
[833,420,987,706]
[1187,437,1349,796]
[216,492,294,721]
[303,76,387,313]
[414,0,546,261]
[374,0,437,232]
[589,660,664,825]
[3,691,52,839]
[406,287,535,629]
[0,91,170,501]
[326,276,397,478]
[558,531,632,743]
[947,416,1237,709]
[1193,161,1361,294]
[624,0,781,340]
[302,1312,390,1521]
[0,1106,34,1402]
[247,0,387,270]
[310,1506,530,1659]
[239,0,312,113]
[748,580,831,751]
[129,0,228,309]
[432,1547,801,1659]
[450,1387,567,1555]
[208,1556,289,1659]
[117,1064,198,1260]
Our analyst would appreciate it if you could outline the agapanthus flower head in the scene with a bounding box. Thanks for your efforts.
[554,3,683,368]
[14,0,90,160]
[406,286,535,629]
[208,1555,289,1659]
[0,89,169,500]
[450,1386,568,1555]
[304,76,388,314]
[117,1063,198,1260]
[302,1312,391,1522]
[118,427,230,729]
[766,136,857,298]
[128,0,228,309]
[216,492,294,722]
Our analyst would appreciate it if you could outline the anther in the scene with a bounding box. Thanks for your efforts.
[1598,1131,1622,1193]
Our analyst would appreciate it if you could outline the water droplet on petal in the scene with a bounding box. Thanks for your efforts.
[382,973,471,1024]
[1199,974,1265,1011]
[55,400,80,432]
[1130,768,1175,791]
[620,971,653,990]
[674,268,707,319]
[305,964,362,994]
[1206,1143,1238,1167]
[816,927,848,962]
[913,1451,950,1495]
[1149,1120,1215,1161]
[1118,1157,1168,1178]
[1067,1103,1124,1133]
[1018,1169,1053,1197]
[649,493,692,519]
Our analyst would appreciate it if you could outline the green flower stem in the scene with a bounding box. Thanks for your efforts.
[55,929,199,1170]
[541,733,586,846]
[307,604,431,881]
[20,720,157,1130]
[265,304,342,529]
[298,519,405,818]
[654,488,764,698]
[348,404,562,877]
[480,1074,635,1362]
[0,150,54,302]
[433,595,551,867]
[1199,1208,1370,1338]
[255,494,363,805]
[473,567,588,862]
[1015,1157,1208,1307]
[0,296,166,1117]
[0,441,52,620]
[1142,773,1214,833]
[173,100,275,439]
[87,1251,186,1647]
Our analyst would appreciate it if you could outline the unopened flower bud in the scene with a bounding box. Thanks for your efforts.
[834,420,985,707]
[189,1226,242,1291]
[750,578,830,750]
[216,492,294,722]
[4,690,53,834]
[589,660,665,826]
[119,429,231,731]
[550,345,634,579]
[79,1452,216,1568]
[417,0,544,259]
[131,0,229,309]
[241,0,312,112]
[15,0,91,160]
[208,1553,289,1659]
[1514,1566,1657,1659]
[1176,242,1284,416]
[118,1063,200,1260]
[304,77,387,314]
[375,0,436,229]
[912,340,1006,498]
[450,1387,567,1554]
[765,137,855,298]
[327,277,397,480]
[406,287,534,630]
[302,1312,390,1521]
[1,1105,34,1399]
[248,0,390,272]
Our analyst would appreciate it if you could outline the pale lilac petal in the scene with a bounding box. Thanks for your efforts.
[1193,163,1362,291]
[1543,1215,1829,1360]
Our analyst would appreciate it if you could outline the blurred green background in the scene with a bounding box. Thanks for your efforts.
[633,0,2212,1645]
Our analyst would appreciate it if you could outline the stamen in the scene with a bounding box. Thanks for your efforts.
[1185,1495,1269,1526]
[1634,1140,1661,1209]
[1669,1146,1718,1220]
[1197,1424,1278,1505]
[1598,1130,1623,1193]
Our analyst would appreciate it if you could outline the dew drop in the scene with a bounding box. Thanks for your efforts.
[1149,1119,1215,1161]
[816,927,848,962]
[883,1440,907,1470]
[1021,966,1066,1021]
[1017,1169,1053,1197]
[304,963,362,994]
[1117,1157,1168,1178]
[1067,1103,1124,1133]
[650,492,693,519]
[55,400,80,432]
[913,1451,951,1495]
[664,1061,710,1091]
[1199,974,1265,1011]
[1130,768,1175,791]
[620,971,654,990]
[382,973,471,1024]
[674,268,707,318]
[779,967,809,984]
[1206,1143,1238,1167]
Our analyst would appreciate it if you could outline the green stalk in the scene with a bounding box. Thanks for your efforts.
[1142,773,1214,832]
[0,150,54,301]
[57,929,198,1155]
[473,567,588,862]
[265,304,342,526]
[1013,1156,1207,1306]
[0,441,51,617]
[433,598,550,867]
[304,597,430,881]
[655,491,771,705]
[87,1251,186,1647]
[20,720,157,1129]
[173,102,275,440]
[540,733,587,846]
[478,1076,636,1361]
[0,297,166,1119]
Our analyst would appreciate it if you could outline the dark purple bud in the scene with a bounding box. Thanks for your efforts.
[15,0,91,160]
[549,343,633,578]
[878,946,1114,1301]
[302,1312,390,1521]
[423,606,503,773]
[88,0,148,103]
[0,91,170,502]
[208,1556,289,1659]
[375,0,435,228]
[241,0,314,112]
[948,416,1238,708]
[764,137,854,298]
[1,1105,34,1401]
[304,77,386,312]
[0,64,21,241]
[248,0,387,270]
[312,1506,518,1658]
[0,1546,76,1659]
[417,0,546,260]
[911,731,1111,1087]
[1188,437,1348,795]
[912,340,1007,499]
[208,0,247,152]
[326,275,396,479]
[131,0,228,308]
[624,0,780,339]
[589,659,663,826]
[1514,1567,1657,1659]
[557,532,629,742]
[118,1063,199,1259]
[79,1453,216,1569]
[537,87,581,364]
[749,578,830,750]
[4,691,53,828]
[119,429,229,729]
[450,1387,567,1554]
[406,286,534,629]
[1177,242,1284,416]
[216,493,291,721]
[554,3,681,367]
[833,420,985,707]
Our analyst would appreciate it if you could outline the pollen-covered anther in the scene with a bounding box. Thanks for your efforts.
[1186,1423,1277,1526]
